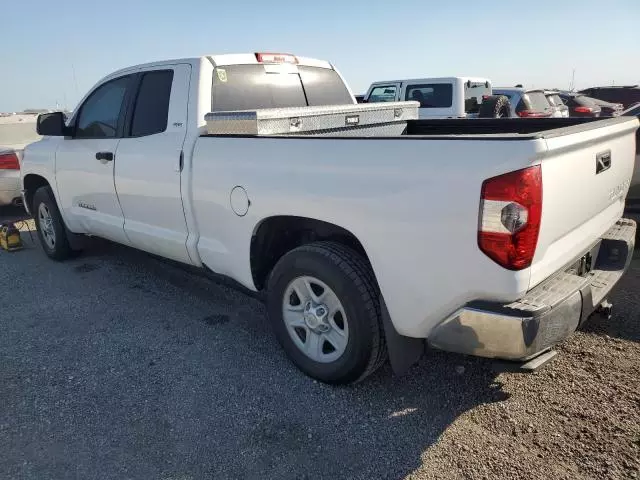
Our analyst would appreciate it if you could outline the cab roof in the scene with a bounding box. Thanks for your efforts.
[370,77,491,86]
[108,53,334,78]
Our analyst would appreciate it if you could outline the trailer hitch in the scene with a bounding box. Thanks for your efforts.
[595,299,613,320]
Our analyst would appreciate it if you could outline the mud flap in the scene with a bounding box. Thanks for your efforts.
[381,296,425,375]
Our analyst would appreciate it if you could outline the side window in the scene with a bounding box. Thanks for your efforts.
[368,85,398,103]
[405,84,453,108]
[75,76,130,139]
[130,70,174,137]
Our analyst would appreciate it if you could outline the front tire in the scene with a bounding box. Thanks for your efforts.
[33,186,74,261]
[267,242,387,384]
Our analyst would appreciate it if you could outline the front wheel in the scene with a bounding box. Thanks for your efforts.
[267,242,387,384]
[33,186,74,261]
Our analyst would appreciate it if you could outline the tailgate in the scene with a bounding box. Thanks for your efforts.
[529,117,639,288]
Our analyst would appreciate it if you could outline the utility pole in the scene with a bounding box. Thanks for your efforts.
[569,68,576,91]
[71,63,80,99]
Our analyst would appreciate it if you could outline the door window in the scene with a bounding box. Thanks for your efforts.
[75,76,130,139]
[368,85,398,102]
[130,70,174,137]
[405,84,453,108]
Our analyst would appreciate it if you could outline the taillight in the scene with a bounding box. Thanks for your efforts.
[478,165,542,270]
[517,110,549,118]
[574,106,593,113]
[255,52,298,64]
[0,152,20,170]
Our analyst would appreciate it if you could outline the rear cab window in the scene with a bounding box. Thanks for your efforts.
[368,85,398,102]
[211,64,353,111]
[405,83,453,108]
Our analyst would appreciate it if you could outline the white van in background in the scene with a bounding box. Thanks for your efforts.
[363,77,492,119]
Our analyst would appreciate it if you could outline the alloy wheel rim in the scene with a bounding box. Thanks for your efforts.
[38,203,56,249]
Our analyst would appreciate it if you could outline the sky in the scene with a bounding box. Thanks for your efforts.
[1,0,639,112]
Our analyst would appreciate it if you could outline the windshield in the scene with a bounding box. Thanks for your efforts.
[211,65,353,111]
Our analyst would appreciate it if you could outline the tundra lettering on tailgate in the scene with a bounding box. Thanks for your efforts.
[609,179,630,201]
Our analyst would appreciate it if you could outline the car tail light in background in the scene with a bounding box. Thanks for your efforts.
[478,165,542,270]
[255,52,298,64]
[574,106,594,113]
[517,110,549,118]
[0,152,19,170]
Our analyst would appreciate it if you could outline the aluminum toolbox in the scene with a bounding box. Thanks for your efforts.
[204,101,419,136]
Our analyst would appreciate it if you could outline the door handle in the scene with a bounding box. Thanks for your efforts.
[95,151,114,162]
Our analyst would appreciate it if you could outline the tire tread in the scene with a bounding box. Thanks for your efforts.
[289,241,388,382]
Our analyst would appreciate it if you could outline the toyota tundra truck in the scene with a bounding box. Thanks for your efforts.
[21,52,639,384]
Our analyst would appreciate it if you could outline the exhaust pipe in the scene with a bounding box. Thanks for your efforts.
[12,197,24,207]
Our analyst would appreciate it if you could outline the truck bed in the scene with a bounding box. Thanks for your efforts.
[404,117,626,136]
[193,114,638,339]
[202,116,633,139]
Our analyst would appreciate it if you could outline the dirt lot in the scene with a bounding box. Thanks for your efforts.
[0,206,638,480]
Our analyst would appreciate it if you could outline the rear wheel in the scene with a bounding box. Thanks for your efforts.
[478,95,511,118]
[33,186,74,261]
[267,242,387,384]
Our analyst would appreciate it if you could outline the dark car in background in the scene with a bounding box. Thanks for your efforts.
[579,86,640,109]
[557,92,601,117]
[589,98,623,117]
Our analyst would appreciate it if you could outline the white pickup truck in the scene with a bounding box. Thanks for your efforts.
[21,52,639,384]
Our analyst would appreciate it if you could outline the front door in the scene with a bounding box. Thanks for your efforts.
[55,74,134,245]
[114,64,191,264]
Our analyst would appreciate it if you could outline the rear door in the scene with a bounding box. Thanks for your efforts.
[55,74,135,244]
[404,82,454,119]
[114,64,192,264]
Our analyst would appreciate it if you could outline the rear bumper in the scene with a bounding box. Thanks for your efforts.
[0,174,21,206]
[429,219,636,360]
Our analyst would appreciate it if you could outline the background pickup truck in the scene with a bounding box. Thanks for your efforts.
[22,52,639,384]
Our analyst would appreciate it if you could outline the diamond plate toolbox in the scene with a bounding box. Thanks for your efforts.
[204,101,419,136]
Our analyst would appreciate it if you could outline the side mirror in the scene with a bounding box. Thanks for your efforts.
[37,112,68,136]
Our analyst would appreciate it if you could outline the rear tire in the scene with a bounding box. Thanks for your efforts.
[33,186,74,261]
[267,241,387,384]
[478,95,511,118]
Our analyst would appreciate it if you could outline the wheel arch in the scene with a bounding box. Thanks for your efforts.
[249,215,372,291]
[22,173,52,214]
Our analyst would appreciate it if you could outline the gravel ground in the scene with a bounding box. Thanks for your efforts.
[0,206,638,480]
